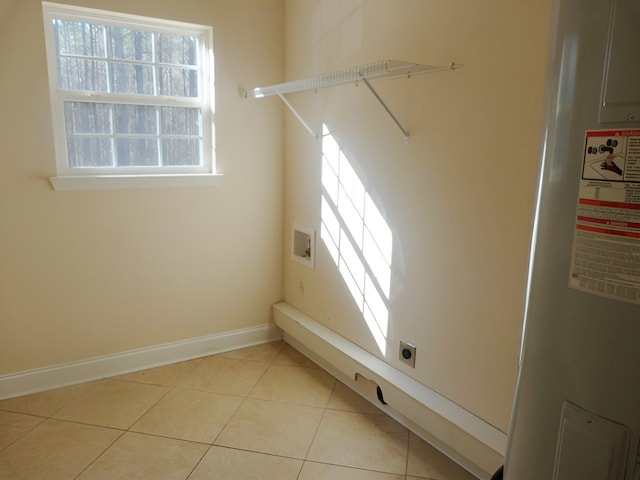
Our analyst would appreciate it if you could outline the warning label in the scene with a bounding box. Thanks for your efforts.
[569,130,640,303]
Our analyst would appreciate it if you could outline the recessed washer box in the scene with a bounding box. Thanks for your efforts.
[292,224,315,268]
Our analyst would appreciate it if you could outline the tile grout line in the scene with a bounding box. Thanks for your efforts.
[60,357,207,479]
[299,458,414,478]
[1,383,131,480]
[187,342,296,479]
[89,351,248,480]
[183,344,276,480]
[296,376,339,479]
[71,428,127,480]
[204,340,331,476]
[3,342,445,480]
[41,384,155,480]
[69,348,256,480]
[124,381,174,433]
[183,443,214,480]
[0,411,46,453]
[69,359,213,480]
[208,341,286,450]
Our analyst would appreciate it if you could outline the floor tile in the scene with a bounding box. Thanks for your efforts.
[273,344,320,368]
[407,433,477,480]
[307,409,409,474]
[0,383,93,417]
[115,358,202,386]
[188,446,303,480]
[179,356,269,396]
[0,411,44,450]
[215,398,324,459]
[76,431,207,480]
[0,419,121,480]
[217,341,285,363]
[0,342,479,480]
[250,364,336,407]
[53,379,168,429]
[406,477,477,480]
[131,388,242,443]
[327,381,384,415]
[299,462,405,480]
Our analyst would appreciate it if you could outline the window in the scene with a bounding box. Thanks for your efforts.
[42,2,218,190]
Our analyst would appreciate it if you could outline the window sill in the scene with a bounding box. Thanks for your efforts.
[50,173,224,191]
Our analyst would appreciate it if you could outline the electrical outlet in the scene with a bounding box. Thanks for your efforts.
[399,340,416,368]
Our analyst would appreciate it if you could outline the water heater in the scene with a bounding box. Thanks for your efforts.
[504,0,640,479]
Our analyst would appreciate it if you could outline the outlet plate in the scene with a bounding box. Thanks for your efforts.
[399,340,416,368]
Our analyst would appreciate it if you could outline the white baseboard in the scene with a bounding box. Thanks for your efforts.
[0,323,282,400]
[273,301,505,480]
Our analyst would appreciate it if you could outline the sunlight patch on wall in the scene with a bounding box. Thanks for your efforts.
[320,124,392,355]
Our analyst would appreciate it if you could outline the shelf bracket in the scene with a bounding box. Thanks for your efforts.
[360,77,410,144]
[278,94,317,138]
[242,60,461,144]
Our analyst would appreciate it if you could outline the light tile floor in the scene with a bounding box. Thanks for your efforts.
[0,341,477,480]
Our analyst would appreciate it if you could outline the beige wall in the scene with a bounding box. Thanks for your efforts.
[283,0,553,432]
[0,0,284,374]
[0,0,553,436]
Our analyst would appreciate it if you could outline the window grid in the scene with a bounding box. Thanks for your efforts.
[43,2,213,177]
[63,102,203,168]
[53,19,201,95]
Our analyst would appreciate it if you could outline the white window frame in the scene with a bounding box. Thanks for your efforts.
[42,2,221,190]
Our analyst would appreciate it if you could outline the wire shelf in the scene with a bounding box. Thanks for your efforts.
[244,60,460,99]
[242,59,461,143]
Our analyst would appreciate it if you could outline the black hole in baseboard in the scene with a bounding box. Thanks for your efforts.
[376,385,387,405]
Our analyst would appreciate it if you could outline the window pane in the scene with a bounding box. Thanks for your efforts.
[115,105,157,134]
[161,107,200,135]
[54,20,106,57]
[109,28,153,62]
[162,139,200,166]
[158,66,199,97]
[157,33,198,66]
[116,138,159,166]
[66,137,113,167]
[58,58,108,91]
[110,62,155,95]
[64,102,112,134]
[46,4,213,176]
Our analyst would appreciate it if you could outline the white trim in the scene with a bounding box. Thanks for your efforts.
[273,301,505,479]
[50,173,223,190]
[41,1,214,34]
[42,2,216,179]
[0,323,282,400]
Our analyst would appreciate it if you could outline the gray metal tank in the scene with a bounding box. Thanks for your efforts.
[505,0,640,479]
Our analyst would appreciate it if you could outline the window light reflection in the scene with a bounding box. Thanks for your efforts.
[320,124,392,355]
